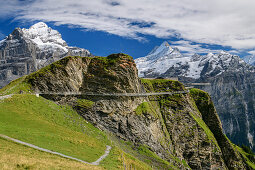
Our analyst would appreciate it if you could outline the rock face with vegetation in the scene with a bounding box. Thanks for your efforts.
[6,53,255,169]
[190,89,249,169]
[200,71,255,151]
[135,42,255,152]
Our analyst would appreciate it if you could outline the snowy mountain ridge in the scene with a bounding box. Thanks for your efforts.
[0,22,91,88]
[0,22,90,60]
[135,42,249,80]
[135,41,190,77]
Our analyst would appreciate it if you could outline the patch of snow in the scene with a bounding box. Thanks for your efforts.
[248,132,254,147]
[36,59,47,65]
[22,22,68,54]
[186,60,203,79]
[37,42,68,53]
[7,39,19,44]
[239,59,245,64]
[219,50,230,55]
[69,46,90,54]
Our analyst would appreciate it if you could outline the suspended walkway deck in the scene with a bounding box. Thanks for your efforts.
[37,90,189,97]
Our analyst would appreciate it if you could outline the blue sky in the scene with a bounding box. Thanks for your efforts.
[1,0,255,59]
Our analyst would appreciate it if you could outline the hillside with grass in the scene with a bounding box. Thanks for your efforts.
[0,138,102,170]
[0,94,152,169]
[1,54,255,169]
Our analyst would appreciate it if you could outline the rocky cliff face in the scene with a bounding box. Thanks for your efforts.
[200,70,255,149]
[19,53,253,169]
[0,22,91,88]
[135,42,255,152]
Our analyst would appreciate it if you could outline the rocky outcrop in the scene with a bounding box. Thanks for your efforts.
[20,53,253,169]
[190,88,249,169]
[26,54,141,94]
[200,70,255,151]
[135,41,255,153]
[0,22,91,88]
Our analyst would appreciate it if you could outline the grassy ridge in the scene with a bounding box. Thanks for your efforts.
[0,57,161,169]
[140,78,184,92]
[0,76,31,95]
[0,94,107,162]
[233,144,255,169]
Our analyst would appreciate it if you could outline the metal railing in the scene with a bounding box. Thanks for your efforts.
[36,90,189,97]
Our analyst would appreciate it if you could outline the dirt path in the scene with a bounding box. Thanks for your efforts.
[0,94,13,100]
[91,145,111,165]
[0,134,111,166]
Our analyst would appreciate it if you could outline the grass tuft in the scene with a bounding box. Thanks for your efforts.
[76,99,95,109]
[135,102,157,117]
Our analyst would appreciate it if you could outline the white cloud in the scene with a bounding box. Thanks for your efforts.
[170,40,235,56]
[0,1,29,18]
[172,40,213,54]
[2,0,255,50]
[248,50,255,55]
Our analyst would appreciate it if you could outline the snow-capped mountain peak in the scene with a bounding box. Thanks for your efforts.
[30,22,48,29]
[207,52,214,57]
[135,41,187,77]
[22,22,68,53]
[219,50,230,55]
[146,41,174,60]
[156,41,172,52]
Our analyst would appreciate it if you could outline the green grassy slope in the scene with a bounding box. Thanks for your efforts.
[0,138,102,170]
[0,94,107,162]
[0,76,31,95]
[0,94,151,169]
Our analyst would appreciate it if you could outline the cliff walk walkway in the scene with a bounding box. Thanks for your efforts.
[36,90,190,97]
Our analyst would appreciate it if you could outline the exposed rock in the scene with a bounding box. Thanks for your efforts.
[190,88,249,169]
[200,70,255,151]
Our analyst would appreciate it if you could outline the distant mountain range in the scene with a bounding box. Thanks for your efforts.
[0,22,91,88]
[135,42,255,151]
[136,41,252,81]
